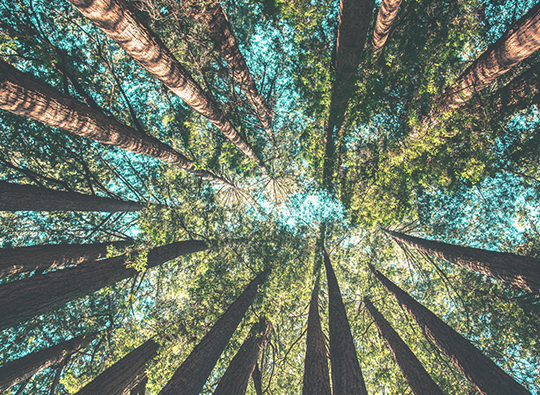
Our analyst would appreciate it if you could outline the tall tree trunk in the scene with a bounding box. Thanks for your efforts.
[159,269,271,395]
[252,363,263,395]
[212,318,269,395]
[0,61,228,185]
[371,0,403,55]
[324,252,368,395]
[0,181,142,212]
[75,339,158,395]
[194,2,273,137]
[436,2,540,112]
[368,265,531,395]
[67,0,265,170]
[302,277,331,395]
[0,240,131,279]
[0,240,210,331]
[128,375,148,395]
[364,298,444,395]
[0,333,97,392]
[382,228,540,294]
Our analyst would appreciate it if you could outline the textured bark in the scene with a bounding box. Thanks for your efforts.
[128,375,148,395]
[159,269,270,395]
[0,61,228,185]
[67,0,264,169]
[364,298,444,395]
[437,2,540,111]
[371,0,402,55]
[382,228,540,294]
[0,240,210,331]
[252,363,263,395]
[369,266,531,395]
[302,279,331,395]
[324,252,367,395]
[486,65,540,114]
[0,181,142,212]
[0,333,96,392]
[75,339,158,395]
[212,319,269,395]
[0,240,131,279]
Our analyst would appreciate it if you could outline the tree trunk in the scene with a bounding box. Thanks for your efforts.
[0,61,228,185]
[0,240,131,279]
[486,65,540,114]
[364,298,444,395]
[371,0,403,55]
[0,240,210,331]
[212,318,269,395]
[159,269,271,395]
[75,339,158,395]
[368,265,531,395]
[128,375,148,395]
[324,252,368,395]
[0,333,97,392]
[0,181,142,212]
[382,228,540,294]
[252,363,263,395]
[67,0,265,170]
[436,2,540,112]
[302,278,331,395]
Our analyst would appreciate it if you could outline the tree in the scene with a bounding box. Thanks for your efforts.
[371,0,403,56]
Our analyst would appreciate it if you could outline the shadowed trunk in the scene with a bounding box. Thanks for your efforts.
[252,363,263,395]
[382,228,540,294]
[0,240,131,279]
[368,265,531,395]
[302,278,331,395]
[128,375,148,395]
[371,0,403,55]
[324,252,368,395]
[0,61,228,185]
[0,240,210,331]
[364,298,444,395]
[159,269,271,395]
[75,339,158,395]
[67,0,264,170]
[212,318,269,395]
[0,333,97,392]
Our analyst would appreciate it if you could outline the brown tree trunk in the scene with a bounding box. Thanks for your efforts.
[67,0,264,170]
[128,375,148,395]
[0,240,210,331]
[371,0,403,55]
[212,318,269,395]
[382,228,540,294]
[0,240,131,279]
[368,265,531,395]
[75,339,158,395]
[302,278,331,395]
[158,269,271,395]
[252,363,263,395]
[0,333,97,392]
[364,298,444,395]
[0,61,228,185]
[324,252,368,395]
[486,65,540,114]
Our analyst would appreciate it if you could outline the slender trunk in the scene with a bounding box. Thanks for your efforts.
[75,339,158,395]
[0,181,142,212]
[382,228,540,294]
[324,252,368,395]
[67,0,264,170]
[302,278,331,395]
[212,318,269,395]
[0,333,97,392]
[159,269,271,395]
[364,298,444,395]
[0,61,228,185]
[252,363,263,395]
[0,240,210,331]
[371,0,403,55]
[368,265,531,395]
[0,240,131,279]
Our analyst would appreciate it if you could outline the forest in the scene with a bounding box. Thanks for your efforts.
[0,0,539,393]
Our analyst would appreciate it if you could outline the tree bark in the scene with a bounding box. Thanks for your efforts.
[371,0,403,55]
[368,265,531,395]
[382,228,540,294]
[159,269,271,395]
[0,240,131,279]
[324,252,368,395]
[75,339,158,395]
[0,240,210,331]
[0,61,228,185]
[212,318,269,395]
[364,297,444,395]
[302,278,331,395]
[486,65,540,114]
[252,363,263,395]
[0,333,97,392]
[67,0,264,170]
